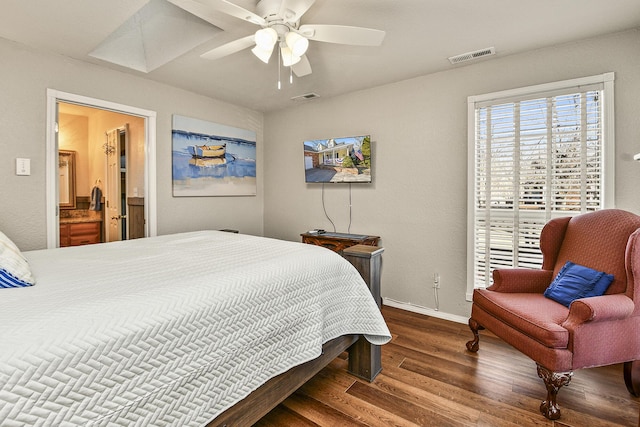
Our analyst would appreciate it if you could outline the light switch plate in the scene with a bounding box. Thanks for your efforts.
[16,158,30,176]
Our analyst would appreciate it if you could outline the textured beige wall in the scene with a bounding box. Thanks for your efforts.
[0,37,264,251]
[263,29,640,318]
[2,28,638,319]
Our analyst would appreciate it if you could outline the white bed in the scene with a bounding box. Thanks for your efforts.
[0,231,390,426]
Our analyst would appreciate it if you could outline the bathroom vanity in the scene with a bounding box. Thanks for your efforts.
[59,219,101,247]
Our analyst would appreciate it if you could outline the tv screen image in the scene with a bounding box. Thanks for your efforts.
[303,135,372,183]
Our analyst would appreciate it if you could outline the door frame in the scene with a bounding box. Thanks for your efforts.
[46,89,157,248]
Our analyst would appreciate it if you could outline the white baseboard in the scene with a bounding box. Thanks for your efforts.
[382,298,469,325]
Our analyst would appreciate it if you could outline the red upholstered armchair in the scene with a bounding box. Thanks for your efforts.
[466,209,640,420]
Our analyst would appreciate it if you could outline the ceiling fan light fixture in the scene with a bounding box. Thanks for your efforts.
[254,27,278,49]
[285,31,309,57]
[251,45,274,63]
[280,46,301,67]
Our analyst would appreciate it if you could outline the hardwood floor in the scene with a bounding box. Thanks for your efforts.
[255,306,639,427]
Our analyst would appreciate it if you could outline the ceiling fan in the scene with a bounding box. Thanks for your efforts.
[166,0,386,79]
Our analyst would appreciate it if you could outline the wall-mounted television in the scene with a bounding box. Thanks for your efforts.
[303,135,372,183]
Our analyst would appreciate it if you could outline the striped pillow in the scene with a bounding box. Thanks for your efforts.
[0,231,35,288]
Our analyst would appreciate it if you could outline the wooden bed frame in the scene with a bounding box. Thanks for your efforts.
[208,334,380,426]
[209,240,385,426]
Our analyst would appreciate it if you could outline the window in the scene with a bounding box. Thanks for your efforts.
[466,73,615,298]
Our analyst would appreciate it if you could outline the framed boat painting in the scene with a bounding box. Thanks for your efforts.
[172,115,257,196]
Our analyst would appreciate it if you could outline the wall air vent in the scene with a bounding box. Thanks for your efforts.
[291,92,320,102]
[448,47,496,65]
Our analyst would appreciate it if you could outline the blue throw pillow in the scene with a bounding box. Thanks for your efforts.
[544,261,614,307]
[0,230,35,288]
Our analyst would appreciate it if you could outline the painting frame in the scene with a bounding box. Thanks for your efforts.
[172,115,257,197]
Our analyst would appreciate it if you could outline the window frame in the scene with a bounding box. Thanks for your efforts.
[466,73,615,301]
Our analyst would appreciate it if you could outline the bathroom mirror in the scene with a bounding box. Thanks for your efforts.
[59,150,76,209]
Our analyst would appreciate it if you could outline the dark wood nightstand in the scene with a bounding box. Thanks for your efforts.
[300,232,380,253]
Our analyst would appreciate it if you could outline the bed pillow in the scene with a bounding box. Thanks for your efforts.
[544,261,613,307]
[0,231,35,288]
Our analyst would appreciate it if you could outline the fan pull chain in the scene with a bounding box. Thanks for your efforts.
[277,48,282,90]
[287,46,294,84]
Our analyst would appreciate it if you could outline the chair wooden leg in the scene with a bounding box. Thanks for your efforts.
[465,318,484,352]
[624,360,640,397]
[537,364,573,420]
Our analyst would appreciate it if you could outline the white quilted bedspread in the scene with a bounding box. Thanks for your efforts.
[0,231,390,426]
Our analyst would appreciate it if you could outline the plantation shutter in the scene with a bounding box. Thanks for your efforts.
[469,75,613,290]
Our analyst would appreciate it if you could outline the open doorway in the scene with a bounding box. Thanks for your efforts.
[58,105,140,245]
[46,90,157,249]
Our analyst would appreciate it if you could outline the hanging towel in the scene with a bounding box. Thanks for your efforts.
[89,186,102,211]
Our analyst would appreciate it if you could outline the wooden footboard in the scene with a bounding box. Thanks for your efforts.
[208,334,373,426]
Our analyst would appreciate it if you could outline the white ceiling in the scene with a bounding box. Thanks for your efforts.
[1,0,639,112]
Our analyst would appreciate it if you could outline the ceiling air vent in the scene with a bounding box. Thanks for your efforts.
[448,47,496,65]
[291,92,320,102]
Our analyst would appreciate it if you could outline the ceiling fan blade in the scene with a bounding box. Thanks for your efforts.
[172,0,266,26]
[165,0,226,27]
[292,54,312,77]
[298,24,385,46]
[212,0,266,25]
[279,0,316,24]
[200,35,255,60]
